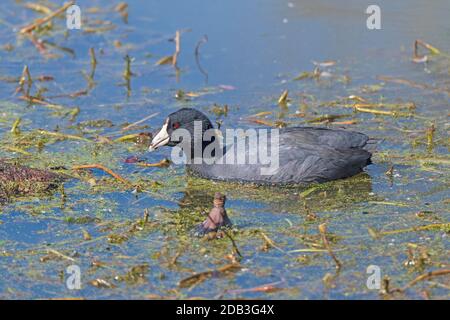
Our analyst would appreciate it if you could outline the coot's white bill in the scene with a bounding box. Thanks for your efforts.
[149,119,170,151]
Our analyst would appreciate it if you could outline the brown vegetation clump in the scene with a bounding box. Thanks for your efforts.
[0,160,64,202]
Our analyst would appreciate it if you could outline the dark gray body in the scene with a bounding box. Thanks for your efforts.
[186,127,371,186]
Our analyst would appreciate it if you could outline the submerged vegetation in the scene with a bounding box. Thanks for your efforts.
[0,0,448,299]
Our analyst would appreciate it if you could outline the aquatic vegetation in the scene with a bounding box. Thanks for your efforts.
[0,0,448,300]
[0,160,64,202]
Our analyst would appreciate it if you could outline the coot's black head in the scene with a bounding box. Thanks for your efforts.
[149,108,214,151]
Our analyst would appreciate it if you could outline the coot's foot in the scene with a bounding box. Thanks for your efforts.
[194,216,232,238]
[193,192,232,238]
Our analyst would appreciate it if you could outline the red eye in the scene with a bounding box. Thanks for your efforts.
[172,122,180,129]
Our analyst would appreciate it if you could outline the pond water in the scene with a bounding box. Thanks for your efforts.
[0,0,448,299]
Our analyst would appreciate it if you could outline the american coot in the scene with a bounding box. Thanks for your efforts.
[149,108,372,185]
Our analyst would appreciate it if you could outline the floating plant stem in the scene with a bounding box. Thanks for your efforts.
[22,2,53,15]
[414,39,441,58]
[20,1,75,34]
[114,133,141,142]
[155,30,182,73]
[178,263,241,289]
[10,118,21,134]
[390,269,450,293]
[16,65,33,96]
[278,90,289,106]
[121,112,159,131]
[25,33,53,58]
[38,130,91,142]
[2,146,31,156]
[42,40,75,57]
[259,231,286,254]
[81,48,97,90]
[122,54,134,97]
[46,248,77,262]
[89,47,97,80]
[143,209,149,225]
[376,223,450,236]
[115,2,129,24]
[136,159,171,168]
[172,30,181,67]
[72,163,132,186]
[377,75,450,96]
[155,55,173,66]
[19,95,65,110]
[318,223,342,270]
[354,107,401,117]
[425,123,435,151]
